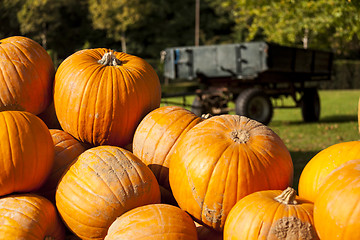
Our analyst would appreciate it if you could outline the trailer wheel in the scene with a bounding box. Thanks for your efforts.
[235,88,273,125]
[301,88,320,122]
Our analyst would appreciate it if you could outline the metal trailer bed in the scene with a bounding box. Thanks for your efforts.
[161,41,333,124]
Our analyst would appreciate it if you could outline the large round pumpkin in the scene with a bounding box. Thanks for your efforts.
[53,49,161,147]
[314,159,360,240]
[0,193,65,239]
[0,111,54,196]
[224,187,318,240]
[169,115,293,231]
[298,141,360,202]
[133,106,203,190]
[0,36,54,114]
[105,204,198,240]
[56,145,161,239]
[35,129,87,202]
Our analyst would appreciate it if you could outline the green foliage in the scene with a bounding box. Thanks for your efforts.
[0,0,23,38]
[1,1,359,60]
[219,0,360,57]
[17,0,62,49]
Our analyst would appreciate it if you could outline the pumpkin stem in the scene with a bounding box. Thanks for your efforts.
[201,113,212,119]
[98,51,122,66]
[274,187,298,205]
[231,129,250,143]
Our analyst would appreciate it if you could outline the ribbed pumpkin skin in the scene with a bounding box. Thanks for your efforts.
[133,106,203,190]
[53,48,161,147]
[0,111,54,196]
[298,141,360,202]
[105,204,198,240]
[169,115,293,231]
[56,145,161,240]
[36,129,87,202]
[0,194,65,239]
[224,189,318,240]
[314,159,360,240]
[0,36,54,114]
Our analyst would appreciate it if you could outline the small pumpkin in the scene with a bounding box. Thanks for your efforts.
[133,105,203,190]
[169,115,293,231]
[105,204,198,240]
[313,159,360,240]
[224,187,318,240]
[35,129,87,202]
[0,36,54,114]
[0,193,65,239]
[298,141,360,202]
[56,145,161,239]
[53,49,161,147]
[0,111,54,196]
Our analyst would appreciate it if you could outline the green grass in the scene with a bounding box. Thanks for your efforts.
[161,89,360,190]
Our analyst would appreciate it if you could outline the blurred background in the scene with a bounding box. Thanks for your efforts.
[1,0,359,88]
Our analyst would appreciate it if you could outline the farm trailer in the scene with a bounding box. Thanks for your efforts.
[161,41,333,125]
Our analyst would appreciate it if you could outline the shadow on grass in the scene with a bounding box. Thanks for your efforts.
[320,114,357,123]
[271,114,357,126]
[290,150,320,191]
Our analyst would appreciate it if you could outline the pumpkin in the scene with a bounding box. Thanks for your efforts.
[105,204,198,240]
[35,129,87,202]
[53,49,161,147]
[0,193,65,239]
[0,111,54,196]
[298,141,360,202]
[224,187,318,240]
[313,159,360,240]
[56,145,161,240]
[0,36,54,114]
[133,106,203,190]
[169,115,293,231]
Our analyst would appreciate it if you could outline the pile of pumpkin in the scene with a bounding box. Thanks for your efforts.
[0,36,359,240]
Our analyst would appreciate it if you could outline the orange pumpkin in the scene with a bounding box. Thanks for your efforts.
[298,141,360,202]
[0,111,54,196]
[35,129,87,202]
[56,145,161,239]
[133,106,203,190]
[314,159,360,240]
[169,115,293,231]
[0,36,54,114]
[224,187,318,239]
[0,193,65,239]
[53,49,161,147]
[105,204,198,240]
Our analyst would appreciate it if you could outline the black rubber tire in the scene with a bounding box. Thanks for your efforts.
[235,88,273,125]
[301,88,320,122]
[191,97,205,116]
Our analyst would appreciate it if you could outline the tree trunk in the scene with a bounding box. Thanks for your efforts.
[121,32,127,53]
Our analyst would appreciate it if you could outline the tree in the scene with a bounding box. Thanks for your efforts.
[88,0,155,53]
[17,0,63,49]
[217,0,360,57]
[0,0,23,39]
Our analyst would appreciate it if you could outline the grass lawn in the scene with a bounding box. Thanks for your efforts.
[161,89,360,190]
